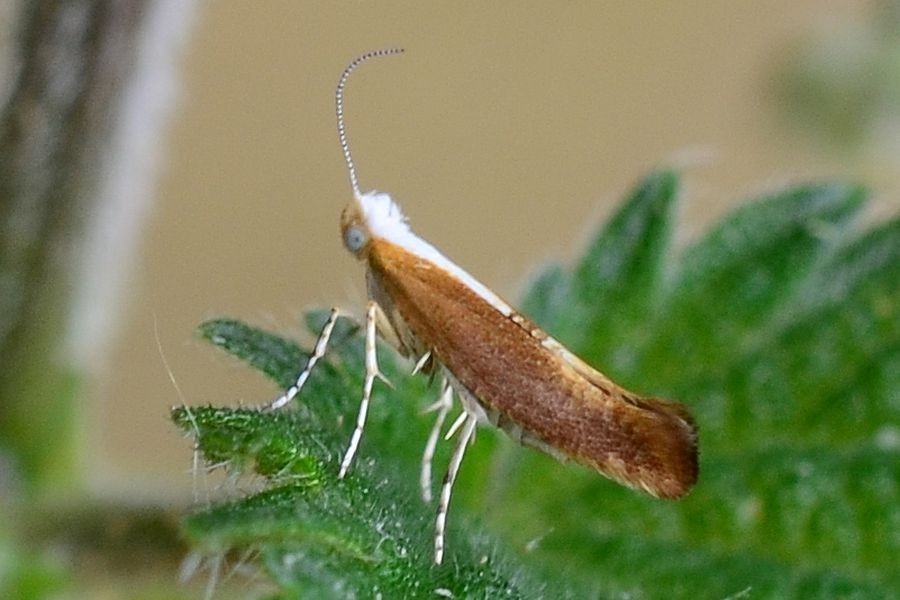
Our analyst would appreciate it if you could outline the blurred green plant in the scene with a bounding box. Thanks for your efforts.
[774,0,900,150]
[0,534,68,600]
[172,171,898,598]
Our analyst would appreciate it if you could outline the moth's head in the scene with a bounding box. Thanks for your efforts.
[341,191,408,259]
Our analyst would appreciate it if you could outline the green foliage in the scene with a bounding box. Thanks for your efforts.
[0,532,69,600]
[173,319,554,597]
[773,1,900,149]
[173,171,899,598]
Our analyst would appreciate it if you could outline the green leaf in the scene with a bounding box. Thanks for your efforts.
[173,322,567,598]
[173,171,899,597]
[532,170,678,374]
[640,183,866,391]
[520,262,570,334]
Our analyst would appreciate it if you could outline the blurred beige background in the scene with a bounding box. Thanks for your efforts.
[94,1,892,501]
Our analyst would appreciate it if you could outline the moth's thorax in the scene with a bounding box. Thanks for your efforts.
[343,191,516,320]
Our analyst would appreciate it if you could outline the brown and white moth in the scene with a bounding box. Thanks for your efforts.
[267,48,699,565]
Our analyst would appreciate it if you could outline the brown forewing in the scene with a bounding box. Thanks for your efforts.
[368,239,698,498]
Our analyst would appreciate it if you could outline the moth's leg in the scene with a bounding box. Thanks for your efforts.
[411,351,431,376]
[372,302,403,354]
[434,413,478,565]
[339,301,387,478]
[420,381,453,503]
[444,410,468,441]
[264,307,341,411]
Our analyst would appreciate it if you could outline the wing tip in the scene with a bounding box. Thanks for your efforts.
[641,396,700,499]
[598,395,699,499]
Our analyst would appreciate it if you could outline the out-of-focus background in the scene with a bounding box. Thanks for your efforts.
[2,0,898,595]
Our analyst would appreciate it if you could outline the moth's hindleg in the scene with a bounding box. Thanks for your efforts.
[420,381,453,503]
[434,413,477,565]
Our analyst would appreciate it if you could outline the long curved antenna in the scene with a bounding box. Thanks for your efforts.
[336,48,405,198]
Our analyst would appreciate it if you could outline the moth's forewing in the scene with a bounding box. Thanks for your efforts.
[368,239,698,498]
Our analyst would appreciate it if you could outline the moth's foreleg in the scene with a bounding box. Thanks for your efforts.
[420,381,453,503]
[434,412,477,565]
[339,301,389,478]
[264,307,341,411]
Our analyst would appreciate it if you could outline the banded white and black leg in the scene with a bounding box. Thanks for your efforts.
[339,300,389,478]
[420,381,453,503]
[264,307,341,411]
[434,412,478,565]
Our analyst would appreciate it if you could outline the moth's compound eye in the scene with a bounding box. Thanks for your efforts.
[344,226,368,253]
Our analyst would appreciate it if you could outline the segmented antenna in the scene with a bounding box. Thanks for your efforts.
[336,48,405,198]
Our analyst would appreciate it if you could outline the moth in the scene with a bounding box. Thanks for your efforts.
[267,48,698,565]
